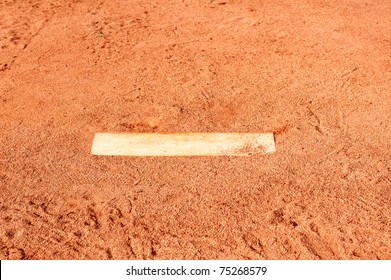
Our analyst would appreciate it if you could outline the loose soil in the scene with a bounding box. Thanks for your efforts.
[0,0,390,259]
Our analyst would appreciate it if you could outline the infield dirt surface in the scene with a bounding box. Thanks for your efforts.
[0,0,390,259]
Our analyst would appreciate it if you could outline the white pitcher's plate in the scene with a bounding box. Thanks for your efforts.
[91,133,276,156]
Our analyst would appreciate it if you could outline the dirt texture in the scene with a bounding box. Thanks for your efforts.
[0,0,390,260]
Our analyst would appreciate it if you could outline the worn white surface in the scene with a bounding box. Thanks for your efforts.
[91,133,276,156]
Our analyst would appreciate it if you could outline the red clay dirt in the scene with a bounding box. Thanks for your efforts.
[0,0,390,260]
